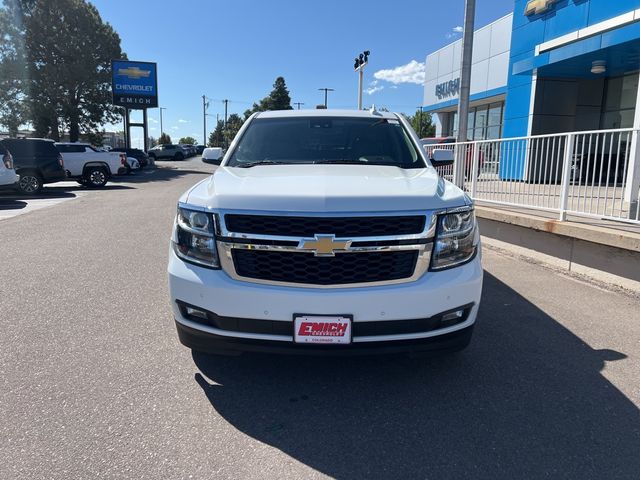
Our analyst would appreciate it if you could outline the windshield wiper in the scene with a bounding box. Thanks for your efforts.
[314,159,368,165]
[234,160,289,168]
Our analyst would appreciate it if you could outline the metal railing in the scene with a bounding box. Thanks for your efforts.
[426,128,640,224]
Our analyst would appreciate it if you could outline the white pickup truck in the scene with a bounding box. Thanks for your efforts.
[55,142,128,187]
[168,109,482,356]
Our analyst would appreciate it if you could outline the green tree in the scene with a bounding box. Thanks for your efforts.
[407,110,436,138]
[223,114,243,146]
[0,1,28,136]
[148,136,158,148]
[208,120,224,147]
[179,136,197,145]
[0,0,125,141]
[244,76,293,119]
[158,132,172,145]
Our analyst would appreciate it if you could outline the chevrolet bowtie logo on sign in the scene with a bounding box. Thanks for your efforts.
[525,0,557,15]
[111,60,158,109]
[117,66,151,80]
[299,235,352,257]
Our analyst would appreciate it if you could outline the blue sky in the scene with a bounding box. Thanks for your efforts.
[92,0,515,147]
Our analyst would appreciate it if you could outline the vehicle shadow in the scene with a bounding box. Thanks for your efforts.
[0,189,78,200]
[191,272,640,479]
[0,199,27,210]
[110,166,211,185]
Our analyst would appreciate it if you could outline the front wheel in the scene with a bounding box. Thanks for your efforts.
[18,172,43,195]
[85,167,108,188]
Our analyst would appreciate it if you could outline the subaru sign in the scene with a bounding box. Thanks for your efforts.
[111,60,158,109]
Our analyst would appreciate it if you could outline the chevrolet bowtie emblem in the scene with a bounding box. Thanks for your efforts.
[117,67,151,80]
[525,0,557,15]
[299,235,352,257]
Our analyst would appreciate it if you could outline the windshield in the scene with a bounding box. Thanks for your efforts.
[228,116,425,169]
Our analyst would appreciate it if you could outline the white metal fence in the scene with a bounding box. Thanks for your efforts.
[427,128,640,224]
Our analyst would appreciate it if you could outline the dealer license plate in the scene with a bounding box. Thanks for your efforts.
[293,315,352,345]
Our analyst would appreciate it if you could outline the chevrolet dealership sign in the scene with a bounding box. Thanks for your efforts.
[111,60,158,109]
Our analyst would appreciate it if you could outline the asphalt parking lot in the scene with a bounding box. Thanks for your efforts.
[1,157,639,479]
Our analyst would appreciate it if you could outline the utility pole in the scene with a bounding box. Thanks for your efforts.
[202,95,210,146]
[455,0,476,187]
[416,106,423,138]
[223,99,229,127]
[160,107,167,137]
[318,88,334,108]
[294,102,305,110]
[353,50,370,110]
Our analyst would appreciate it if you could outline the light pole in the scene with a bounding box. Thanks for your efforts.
[202,95,210,146]
[318,88,334,108]
[159,107,167,137]
[353,50,370,110]
[455,0,476,187]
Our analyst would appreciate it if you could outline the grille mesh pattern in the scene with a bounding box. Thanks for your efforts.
[232,250,418,285]
[224,215,426,237]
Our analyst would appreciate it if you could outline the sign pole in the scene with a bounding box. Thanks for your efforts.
[125,108,131,149]
[143,108,149,152]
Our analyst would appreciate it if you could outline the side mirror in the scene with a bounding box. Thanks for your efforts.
[202,147,223,165]
[430,148,454,167]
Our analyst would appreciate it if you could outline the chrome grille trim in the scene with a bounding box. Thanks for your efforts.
[211,209,440,288]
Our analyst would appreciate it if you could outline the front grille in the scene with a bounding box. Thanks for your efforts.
[232,249,419,285]
[224,214,426,237]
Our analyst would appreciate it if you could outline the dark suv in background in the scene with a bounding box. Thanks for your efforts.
[111,147,151,168]
[0,138,67,194]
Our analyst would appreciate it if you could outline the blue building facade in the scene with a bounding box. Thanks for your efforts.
[505,0,640,139]
[424,0,640,184]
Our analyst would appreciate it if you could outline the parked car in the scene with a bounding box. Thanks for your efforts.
[55,142,128,187]
[201,147,223,165]
[0,138,67,194]
[179,144,196,157]
[0,143,19,191]
[168,109,482,356]
[195,145,206,155]
[148,144,184,161]
[111,147,150,168]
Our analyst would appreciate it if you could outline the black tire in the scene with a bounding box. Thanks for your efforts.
[17,172,43,195]
[76,179,88,186]
[85,167,108,188]
[174,152,184,161]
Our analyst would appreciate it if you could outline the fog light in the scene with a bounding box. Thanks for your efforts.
[441,309,464,325]
[185,306,208,320]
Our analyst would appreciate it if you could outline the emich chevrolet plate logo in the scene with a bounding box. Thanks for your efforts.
[299,235,352,257]
[525,0,557,15]
[117,66,151,80]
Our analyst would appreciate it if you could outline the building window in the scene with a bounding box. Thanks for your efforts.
[446,101,504,140]
[601,74,638,129]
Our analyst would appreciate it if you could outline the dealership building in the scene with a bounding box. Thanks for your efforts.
[423,0,640,141]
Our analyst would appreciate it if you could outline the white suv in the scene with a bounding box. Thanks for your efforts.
[168,110,482,356]
[0,143,19,190]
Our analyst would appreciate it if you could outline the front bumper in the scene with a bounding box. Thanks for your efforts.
[168,246,483,354]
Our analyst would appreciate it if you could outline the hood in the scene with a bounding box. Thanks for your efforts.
[183,165,469,213]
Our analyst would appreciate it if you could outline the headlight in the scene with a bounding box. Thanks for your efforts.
[431,208,478,271]
[172,206,220,268]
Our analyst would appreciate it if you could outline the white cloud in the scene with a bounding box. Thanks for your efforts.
[365,85,384,95]
[148,118,158,124]
[171,126,179,131]
[150,127,157,131]
[178,119,189,123]
[447,26,464,39]
[373,60,425,85]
